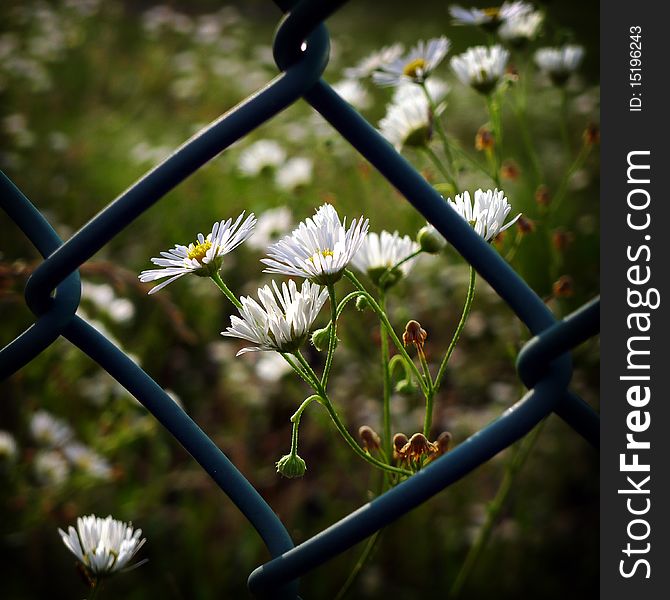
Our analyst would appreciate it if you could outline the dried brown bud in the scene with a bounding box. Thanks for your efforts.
[535,185,551,207]
[403,320,427,350]
[406,433,435,461]
[583,122,600,146]
[435,431,452,456]
[358,425,381,452]
[475,126,495,152]
[516,216,535,235]
[552,228,574,252]
[552,275,574,298]
[393,433,409,460]
[501,160,520,181]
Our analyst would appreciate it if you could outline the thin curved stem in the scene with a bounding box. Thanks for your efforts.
[281,353,320,390]
[422,146,455,189]
[485,93,502,186]
[344,270,429,398]
[336,291,364,318]
[210,272,242,309]
[321,284,338,387]
[334,530,381,600]
[379,292,392,460]
[434,266,477,392]
[292,350,412,477]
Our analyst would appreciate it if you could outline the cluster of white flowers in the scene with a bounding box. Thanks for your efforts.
[29,410,112,484]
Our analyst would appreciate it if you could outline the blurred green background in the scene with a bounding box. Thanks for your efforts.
[1,1,599,598]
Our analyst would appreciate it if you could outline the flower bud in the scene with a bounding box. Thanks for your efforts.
[358,425,381,452]
[435,431,452,456]
[311,324,335,352]
[355,295,369,311]
[475,126,495,152]
[552,275,574,298]
[535,185,551,207]
[417,224,446,254]
[393,433,409,461]
[583,122,600,146]
[501,160,520,181]
[395,378,416,396]
[516,215,535,235]
[552,228,574,252]
[403,320,427,350]
[276,453,307,478]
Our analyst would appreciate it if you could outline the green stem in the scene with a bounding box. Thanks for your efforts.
[560,87,571,157]
[344,270,429,398]
[422,145,454,188]
[321,285,338,387]
[449,420,546,599]
[336,291,364,318]
[281,353,321,390]
[549,143,591,217]
[88,581,102,600]
[378,249,423,289]
[420,82,459,188]
[210,272,242,309]
[334,530,381,600]
[292,351,411,477]
[447,138,496,182]
[434,266,477,393]
[485,94,502,186]
[379,292,392,461]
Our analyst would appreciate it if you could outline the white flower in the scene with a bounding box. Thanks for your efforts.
[344,43,405,79]
[30,410,73,448]
[449,1,533,27]
[379,95,433,151]
[446,188,521,241]
[331,79,371,110]
[352,231,420,288]
[34,451,70,486]
[274,157,313,192]
[58,514,146,577]
[372,37,451,87]
[139,213,256,294]
[261,204,369,285]
[498,10,543,44]
[222,280,328,355]
[237,139,286,176]
[450,45,509,94]
[63,443,113,480]
[0,431,18,461]
[535,45,584,85]
[248,206,293,251]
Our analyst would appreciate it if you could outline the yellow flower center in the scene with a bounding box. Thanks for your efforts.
[483,7,500,18]
[187,240,212,263]
[403,58,427,79]
[309,249,334,263]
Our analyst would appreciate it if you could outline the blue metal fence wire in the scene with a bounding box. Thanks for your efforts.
[0,1,599,597]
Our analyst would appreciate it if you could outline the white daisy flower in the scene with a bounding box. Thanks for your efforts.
[0,430,18,461]
[352,230,420,288]
[138,213,256,294]
[447,188,521,241]
[58,514,146,577]
[379,95,434,151]
[63,442,113,480]
[274,157,313,192]
[262,204,369,285]
[344,42,405,79]
[535,45,584,85]
[372,37,451,87]
[498,10,543,44]
[331,79,371,110]
[222,280,328,355]
[449,1,533,28]
[450,45,510,94]
[34,450,70,486]
[247,206,293,251]
[30,410,73,448]
[237,139,286,177]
